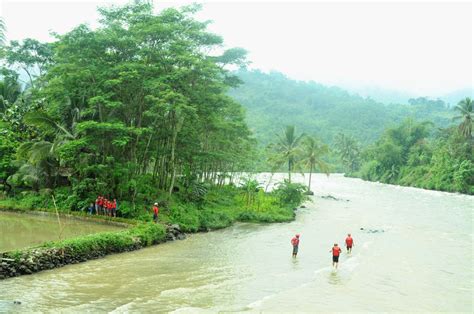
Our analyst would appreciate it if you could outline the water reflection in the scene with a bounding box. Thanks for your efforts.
[0,211,122,251]
[328,271,342,285]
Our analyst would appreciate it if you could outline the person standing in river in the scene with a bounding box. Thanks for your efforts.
[291,234,300,257]
[345,233,354,253]
[330,243,342,269]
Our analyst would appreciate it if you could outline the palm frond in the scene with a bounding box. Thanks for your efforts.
[29,141,54,165]
[24,111,75,139]
[0,17,5,46]
[16,142,34,159]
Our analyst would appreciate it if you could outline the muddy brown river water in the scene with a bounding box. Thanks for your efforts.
[0,174,472,312]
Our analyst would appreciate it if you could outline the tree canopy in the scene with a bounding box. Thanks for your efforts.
[0,3,257,211]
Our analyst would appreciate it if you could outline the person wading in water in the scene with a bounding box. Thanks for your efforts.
[345,233,354,254]
[330,243,342,269]
[291,234,300,257]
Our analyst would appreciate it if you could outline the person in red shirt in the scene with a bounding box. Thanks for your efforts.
[98,196,103,215]
[112,199,117,217]
[106,200,112,216]
[95,197,100,215]
[102,199,107,216]
[290,234,300,257]
[345,233,354,253]
[152,203,159,223]
[330,243,342,269]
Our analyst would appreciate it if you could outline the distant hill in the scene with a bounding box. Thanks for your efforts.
[439,88,474,107]
[340,85,474,108]
[229,70,455,146]
[340,85,414,105]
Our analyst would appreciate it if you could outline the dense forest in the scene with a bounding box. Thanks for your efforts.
[230,70,453,146]
[354,109,473,194]
[330,97,473,194]
[0,3,310,228]
[230,71,472,194]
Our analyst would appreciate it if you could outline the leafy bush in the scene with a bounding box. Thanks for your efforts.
[199,209,233,230]
[272,180,308,208]
[167,203,200,232]
[128,223,166,246]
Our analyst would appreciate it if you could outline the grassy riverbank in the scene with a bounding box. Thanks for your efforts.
[0,183,304,232]
[0,182,307,279]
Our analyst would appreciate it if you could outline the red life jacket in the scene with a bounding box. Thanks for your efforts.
[332,247,341,256]
[291,237,299,246]
[153,205,159,215]
[345,237,353,246]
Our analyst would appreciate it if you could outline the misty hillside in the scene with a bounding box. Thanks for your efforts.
[230,70,454,145]
[440,88,474,106]
[346,86,474,107]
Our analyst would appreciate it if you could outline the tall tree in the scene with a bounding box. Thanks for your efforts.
[269,125,305,183]
[334,133,361,173]
[298,136,330,192]
[453,97,473,138]
[3,39,52,88]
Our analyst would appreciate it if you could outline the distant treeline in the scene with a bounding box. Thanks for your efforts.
[230,69,453,146]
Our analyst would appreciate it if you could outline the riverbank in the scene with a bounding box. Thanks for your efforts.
[0,184,300,232]
[0,202,135,228]
[0,184,306,280]
[346,172,473,195]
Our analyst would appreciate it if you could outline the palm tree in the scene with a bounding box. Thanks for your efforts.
[334,133,361,172]
[0,17,6,46]
[13,111,78,189]
[453,97,473,138]
[269,125,305,183]
[15,141,59,189]
[298,136,330,192]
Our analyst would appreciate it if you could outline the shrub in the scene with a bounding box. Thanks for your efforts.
[128,223,166,246]
[272,180,308,208]
[199,209,233,230]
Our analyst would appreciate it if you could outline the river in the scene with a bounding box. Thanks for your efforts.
[0,174,472,312]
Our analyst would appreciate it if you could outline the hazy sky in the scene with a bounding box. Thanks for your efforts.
[1,0,472,96]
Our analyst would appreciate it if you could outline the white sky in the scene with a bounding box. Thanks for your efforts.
[0,0,472,96]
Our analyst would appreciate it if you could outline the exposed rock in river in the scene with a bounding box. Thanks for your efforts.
[320,195,350,202]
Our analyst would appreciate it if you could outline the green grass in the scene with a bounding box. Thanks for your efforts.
[1,184,304,246]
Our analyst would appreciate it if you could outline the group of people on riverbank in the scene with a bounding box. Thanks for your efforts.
[88,196,118,217]
[86,197,160,222]
[291,233,354,269]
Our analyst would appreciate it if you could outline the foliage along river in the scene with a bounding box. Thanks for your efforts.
[1,174,472,312]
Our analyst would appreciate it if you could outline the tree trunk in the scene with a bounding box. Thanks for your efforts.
[288,160,292,183]
[308,163,313,192]
[168,115,182,196]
